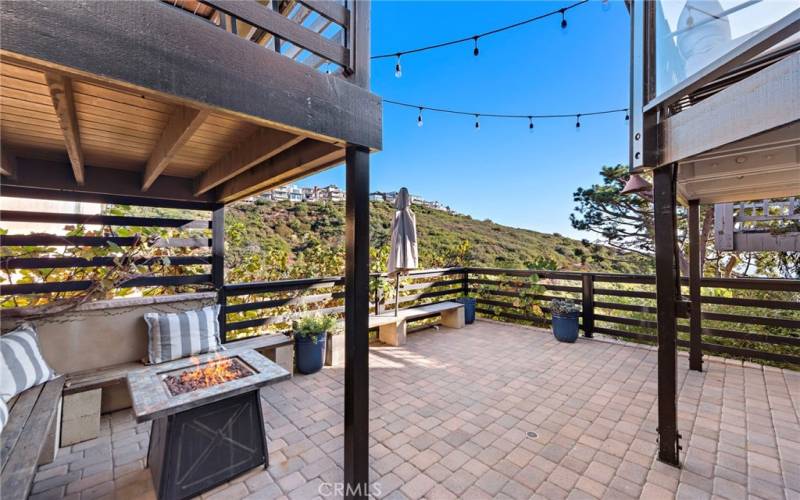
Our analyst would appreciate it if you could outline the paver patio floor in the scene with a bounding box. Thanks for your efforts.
[31,320,800,499]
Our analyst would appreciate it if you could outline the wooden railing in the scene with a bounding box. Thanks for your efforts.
[220,267,799,367]
[174,0,356,76]
[0,210,215,298]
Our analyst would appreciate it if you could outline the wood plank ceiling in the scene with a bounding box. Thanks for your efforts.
[0,58,346,204]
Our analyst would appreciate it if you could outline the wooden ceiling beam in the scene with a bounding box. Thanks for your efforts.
[44,73,84,185]
[217,140,343,203]
[194,128,304,196]
[1,148,17,177]
[142,106,209,191]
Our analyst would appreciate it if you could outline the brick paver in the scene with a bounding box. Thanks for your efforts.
[31,320,800,499]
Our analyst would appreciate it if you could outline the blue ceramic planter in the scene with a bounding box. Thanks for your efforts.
[455,297,476,324]
[552,312,579,343]
[295,333,327,374]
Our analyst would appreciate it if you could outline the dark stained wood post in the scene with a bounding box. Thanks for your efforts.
[344,145,370,498]
[343,2,372,497]
[581,274,594,337]
[688,200,703,371]
[212,205,227,341]
[653,164,681,466]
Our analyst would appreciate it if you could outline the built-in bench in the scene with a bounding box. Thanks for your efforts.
[371,301,465,346]
[1,377,65,500]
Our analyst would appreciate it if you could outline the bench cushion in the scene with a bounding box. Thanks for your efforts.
[0,324,56,402]
[144,305,223,364]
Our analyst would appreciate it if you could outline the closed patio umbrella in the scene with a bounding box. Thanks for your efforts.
[387,187,418,316]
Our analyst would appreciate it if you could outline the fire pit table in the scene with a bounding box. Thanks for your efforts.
[127,348,290,500]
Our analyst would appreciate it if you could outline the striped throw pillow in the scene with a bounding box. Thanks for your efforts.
[0,323,56,402]
[144,305,223,364]
[0,398,7,433]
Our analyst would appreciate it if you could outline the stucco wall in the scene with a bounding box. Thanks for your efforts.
[2,293,217,374]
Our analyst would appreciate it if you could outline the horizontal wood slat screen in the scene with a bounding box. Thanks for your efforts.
[0,207,214,300]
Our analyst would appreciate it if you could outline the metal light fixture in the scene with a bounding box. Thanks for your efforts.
[620,174,653,195]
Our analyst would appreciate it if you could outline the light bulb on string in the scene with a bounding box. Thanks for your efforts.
[417,107,424,127]
[394,54,402,78]
[575,114,581,130]
[528,116,534,132]
[474,114,480,130]
[625,112,630,121]
[560,8,568,31]
[473,36,480,56]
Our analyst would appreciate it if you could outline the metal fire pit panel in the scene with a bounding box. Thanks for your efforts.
[148,389,268,500]
[127,348,290,423]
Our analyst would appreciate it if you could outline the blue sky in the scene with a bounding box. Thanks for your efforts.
[298,0,631,239]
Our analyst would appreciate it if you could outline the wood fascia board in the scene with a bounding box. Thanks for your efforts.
[142,107,209,191]
[662,52,800,165]
[1,148,17,177]
[4,157,216,207]
[194,128,303,195]
[0,0,382,149]
[44,73,84,184]
[217,141,343,203]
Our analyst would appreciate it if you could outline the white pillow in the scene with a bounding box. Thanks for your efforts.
[0,323,56,402]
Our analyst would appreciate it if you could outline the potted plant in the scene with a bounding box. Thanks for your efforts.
[550,299,581,343]
[293,314,336,374]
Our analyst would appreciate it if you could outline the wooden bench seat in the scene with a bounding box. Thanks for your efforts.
[62,333,295,447]
[372,301,465,346]
[1,376,65,500]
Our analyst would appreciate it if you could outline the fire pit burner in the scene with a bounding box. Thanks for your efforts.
[162,355,254,396]
[127,348,290,500]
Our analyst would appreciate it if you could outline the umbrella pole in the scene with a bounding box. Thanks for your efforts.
[395,276,400,317]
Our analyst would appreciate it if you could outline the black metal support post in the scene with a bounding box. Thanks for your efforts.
[344,145,370,498]
[582,274,594,337]
[688,200,703,371]
[212,205,227,342]
[653,164,681,467]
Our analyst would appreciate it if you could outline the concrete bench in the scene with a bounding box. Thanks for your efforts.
[372,301,465,346]
[63,333,293,446]
[1,377,65,500]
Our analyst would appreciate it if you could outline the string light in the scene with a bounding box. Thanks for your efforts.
[385,99,628,130]
[395,54,402,78]
[625,112,630,121]
[373,0,588,75]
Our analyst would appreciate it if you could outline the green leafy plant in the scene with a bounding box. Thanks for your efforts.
[293,314,338,343]
[551,299,580,316]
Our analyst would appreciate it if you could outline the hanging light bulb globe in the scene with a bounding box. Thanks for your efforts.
[575,114,581,131]
[560,9,569,33]
[528,117,534,133]
[417,108,424,127]
[394,54,402,78]
[475,115,480,130]
[473,36,480,56]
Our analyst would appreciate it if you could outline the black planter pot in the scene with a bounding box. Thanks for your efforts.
[295,333,327,374]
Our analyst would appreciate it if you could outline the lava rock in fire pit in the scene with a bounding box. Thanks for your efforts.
[164,356,253,396]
